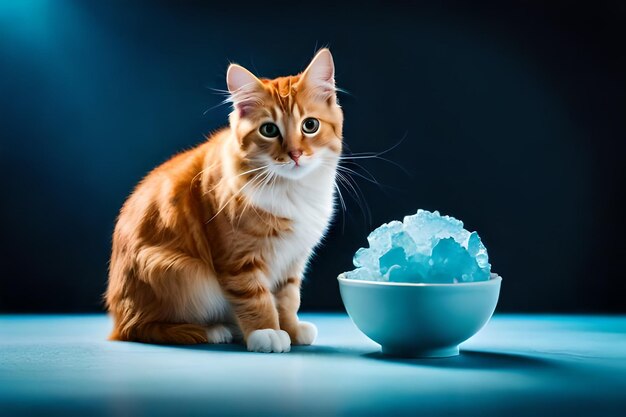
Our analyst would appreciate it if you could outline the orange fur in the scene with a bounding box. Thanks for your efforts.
[106,49,343,349]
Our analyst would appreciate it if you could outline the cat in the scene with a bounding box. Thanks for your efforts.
[105,49,343,353]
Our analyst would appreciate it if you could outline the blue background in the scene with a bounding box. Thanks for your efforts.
[1,0,624,313]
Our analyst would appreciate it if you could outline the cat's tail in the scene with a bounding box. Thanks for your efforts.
[109,322,209,345]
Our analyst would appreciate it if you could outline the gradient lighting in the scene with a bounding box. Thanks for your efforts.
[0,1,620,313]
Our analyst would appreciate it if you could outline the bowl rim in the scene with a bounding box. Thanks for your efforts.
[337,273,502,287]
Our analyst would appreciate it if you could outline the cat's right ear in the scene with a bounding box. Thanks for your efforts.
[227,64,264,117]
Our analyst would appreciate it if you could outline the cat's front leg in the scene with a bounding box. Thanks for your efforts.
[220,271,291,353]
[274,276,318,346]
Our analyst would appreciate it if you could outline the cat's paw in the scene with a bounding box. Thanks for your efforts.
[246,329,291,353]
[293,321,317,345]
[205,324,233,344]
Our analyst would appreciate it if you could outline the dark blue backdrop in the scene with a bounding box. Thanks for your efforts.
[1,0,624,312]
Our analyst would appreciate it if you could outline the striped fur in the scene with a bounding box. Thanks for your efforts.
[106,49,342,352]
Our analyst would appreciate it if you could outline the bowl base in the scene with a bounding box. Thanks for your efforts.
[382,345,459,358]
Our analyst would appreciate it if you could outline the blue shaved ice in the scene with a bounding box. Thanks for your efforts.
[343,210,491,283]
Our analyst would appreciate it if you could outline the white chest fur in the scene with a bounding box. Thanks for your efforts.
[243,165,337,287]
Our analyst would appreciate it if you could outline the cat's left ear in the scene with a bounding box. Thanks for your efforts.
[226,64,264,116]
[301,48,336,100]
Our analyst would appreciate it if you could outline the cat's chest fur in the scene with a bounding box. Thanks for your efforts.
[244,169,336,287]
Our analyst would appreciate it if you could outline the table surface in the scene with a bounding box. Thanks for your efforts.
[1,314,625,417]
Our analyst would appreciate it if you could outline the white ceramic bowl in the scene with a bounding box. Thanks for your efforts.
[338,274,502,358]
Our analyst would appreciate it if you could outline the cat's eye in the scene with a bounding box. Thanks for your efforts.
[259,123,280,138]
[301,118,320,135]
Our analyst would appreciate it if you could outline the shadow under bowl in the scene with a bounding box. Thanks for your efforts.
[338,274,502,358]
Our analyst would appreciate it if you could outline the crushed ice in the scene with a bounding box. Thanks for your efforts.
[342,210,491,283]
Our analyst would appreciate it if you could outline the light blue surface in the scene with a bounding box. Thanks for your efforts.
[1,314,625,417]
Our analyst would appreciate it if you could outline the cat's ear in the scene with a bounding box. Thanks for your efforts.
[301,48,336,100]
[226,64,264,116]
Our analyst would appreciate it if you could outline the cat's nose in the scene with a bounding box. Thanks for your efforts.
[288,150,303,165]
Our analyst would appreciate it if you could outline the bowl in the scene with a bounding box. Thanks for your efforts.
[337,274,502,358]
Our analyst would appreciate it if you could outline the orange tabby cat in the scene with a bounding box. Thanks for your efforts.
[106,49,343,352]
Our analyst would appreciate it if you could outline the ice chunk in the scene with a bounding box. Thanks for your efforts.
[341,267,385,282]
[353,247,377,270]
[367,220,403,248]
[343,209,491,283]
[429,237,488,283]
[403,210,470,255]
[467,231,490,271]
[391,231,417,255]
[354,220,404,271]
[379,246,407,275]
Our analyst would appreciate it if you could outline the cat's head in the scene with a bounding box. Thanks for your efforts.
[226,49,343,180]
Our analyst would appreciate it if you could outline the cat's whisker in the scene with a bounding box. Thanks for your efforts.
[246,170,275,224]
[235,169,271,231]
[266,171,282,230]
[203,97,232,115]
[205,85,270,115]
[342,133,406,158]
[335,170,371,227]
[206,165,270,193]
[340,154,411,177]
[337,160,407,194]
[332,180,347,234]
[333,173,357,213]
[329,161,372,227]
[189,160,219,193]
[247,169,280,231]
[254,171,277,225]
[339,161,383,187]
[336,164,381,187]
[205,170,268,225]
[209,87,231,95]
[338,133,411,177]
[320,156,381,227]
[335,86,353,97]
[267,171,281,224]
[235,170,263,220]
